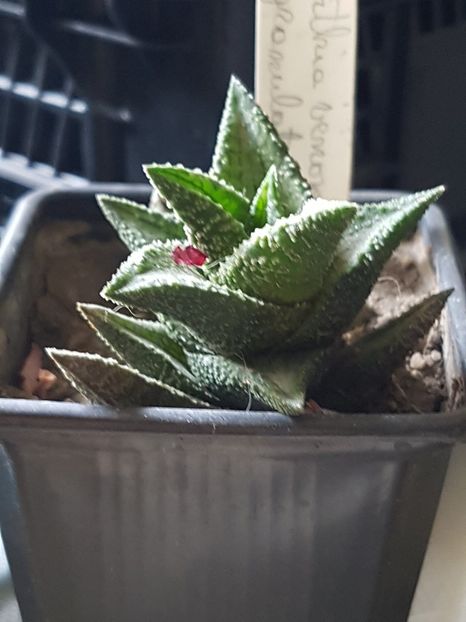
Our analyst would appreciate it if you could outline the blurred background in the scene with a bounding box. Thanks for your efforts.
[0,0,465,618]
[0,0,464,220]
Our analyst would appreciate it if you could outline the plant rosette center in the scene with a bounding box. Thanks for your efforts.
[44,77,449,416]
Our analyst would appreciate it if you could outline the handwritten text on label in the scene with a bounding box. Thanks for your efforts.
[256,0,357,199]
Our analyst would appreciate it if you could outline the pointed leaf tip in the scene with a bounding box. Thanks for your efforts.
[211,76,312,214]
[97,193,185,250]
[315,288,452,411]
[47,347,210,408]
[250,165,282,228]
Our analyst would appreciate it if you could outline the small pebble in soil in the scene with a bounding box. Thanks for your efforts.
[430,349,441,362]
[425,355,434,368]
[410,352,426,371]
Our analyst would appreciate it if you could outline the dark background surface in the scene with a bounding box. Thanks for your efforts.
[0,0,464,224]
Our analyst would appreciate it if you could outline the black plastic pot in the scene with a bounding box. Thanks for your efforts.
[0,186,465,622]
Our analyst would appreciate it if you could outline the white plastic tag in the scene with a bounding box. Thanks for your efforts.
[255,0,358,199]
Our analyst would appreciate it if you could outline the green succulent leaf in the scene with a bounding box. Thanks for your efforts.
[78,303,218,403]
[253,346,332,396]
[187,353,303,415]
[79,304,329,415]
[211,75,312,214]
[78,303,188,368]
[97,194,185,251]
[145,164,250,223]
[285,187,445,347]
[214,199,356,305]
[316,289,451,411]
[47,348,210,408]
[249,165,283,228]
[187,345,330,415]
[144,164,249,260]
[158,316,214,354]
[102,241,307,355]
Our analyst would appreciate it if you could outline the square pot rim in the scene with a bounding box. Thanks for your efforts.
[0,183,465,442]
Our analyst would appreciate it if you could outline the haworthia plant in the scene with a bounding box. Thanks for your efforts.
[48,76,450,415]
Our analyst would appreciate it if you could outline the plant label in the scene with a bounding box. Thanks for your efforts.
[255,0,358,199]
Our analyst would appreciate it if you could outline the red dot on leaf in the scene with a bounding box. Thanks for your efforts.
[172,245,207,267]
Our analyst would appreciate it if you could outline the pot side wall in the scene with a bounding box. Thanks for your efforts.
[0,186,464,622]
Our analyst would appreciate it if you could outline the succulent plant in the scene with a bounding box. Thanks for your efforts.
[48,77,450,415]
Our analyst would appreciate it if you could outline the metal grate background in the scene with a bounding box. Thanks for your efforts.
[0,0,88,224]
[0,0,464,215]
